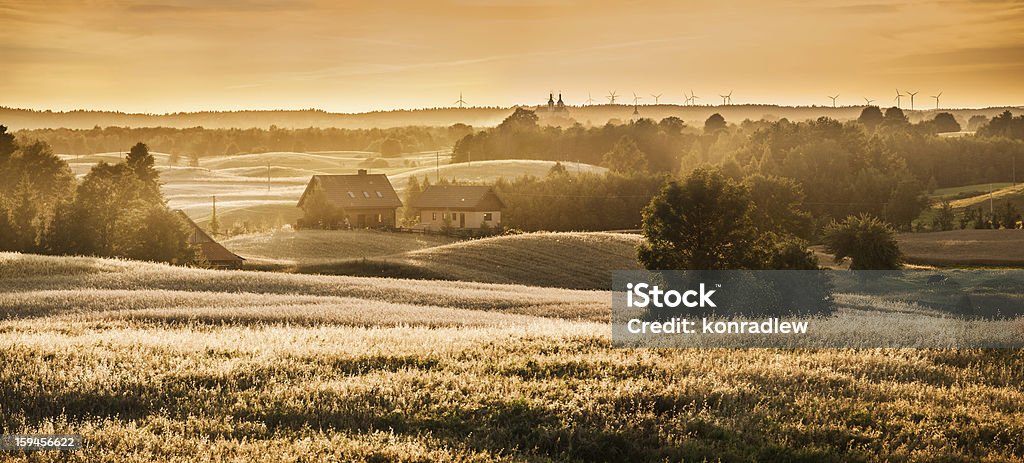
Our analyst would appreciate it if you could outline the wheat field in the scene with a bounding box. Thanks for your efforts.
[2,252,1023,462]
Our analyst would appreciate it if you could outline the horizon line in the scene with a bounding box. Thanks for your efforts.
[3,103,1023,118]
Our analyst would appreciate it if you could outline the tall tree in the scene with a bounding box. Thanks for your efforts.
[637,168,758,270]
[125,142,160,200]
[931,112,961,133]
[704,113,727,134]
[857,106,884,131]
[743,174,813,239]
[602,136,649,174]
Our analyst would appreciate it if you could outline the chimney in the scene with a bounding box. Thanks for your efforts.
[357,169,367,175]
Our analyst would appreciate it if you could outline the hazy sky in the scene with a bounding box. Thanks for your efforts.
[1,0,1022,113]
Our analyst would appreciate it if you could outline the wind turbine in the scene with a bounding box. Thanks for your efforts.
[931,91,942,110]
[632,92,643,105]
[586,92,596,106]
[607,90,618,104]
[454,92,467,109]
[864,97,875,105]
[828,94,839,108]
[894,89,903,109]
[719,91,733,105]
[689,90,700,106]
[906,90,918,110]
[651,93,663,105]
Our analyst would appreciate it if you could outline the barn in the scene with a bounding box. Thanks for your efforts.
[410,185,505,231]
[175,211,245,269]
[297,170,402,229]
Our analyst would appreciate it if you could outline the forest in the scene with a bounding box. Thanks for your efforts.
[454,108,1024,232]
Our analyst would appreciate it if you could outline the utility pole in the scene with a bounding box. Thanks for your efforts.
[989,183,994,215]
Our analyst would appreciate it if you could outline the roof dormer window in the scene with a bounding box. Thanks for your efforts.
[347,191,355,198]
[363,191,370,198]
[376,191,383,198]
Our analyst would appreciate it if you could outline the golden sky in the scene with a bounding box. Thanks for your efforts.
[1,0,1022,113]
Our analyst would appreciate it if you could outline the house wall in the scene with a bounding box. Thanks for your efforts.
[344,208,397,229]
[300,202,397,229]
[416,209,501,231]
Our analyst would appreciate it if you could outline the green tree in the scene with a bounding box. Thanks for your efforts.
[823,214,902,269]
[999,202,1018,229]
[638,168,758,269]
[0,125,16,161]
[7,176,42,252]
[126,142,160,201]
[113,205,196,264]
[978,111,1024,140]
[497,107,539,132]
[857,106,884,131]
[704,113,727,134]
[658,116,685,134]
[0,140,76,253]
[933,200,955,231]
[602,136,649,174]
[209,198,221,236]
[760,233,819,270]
[743,174,813,239]
[931,112,961,133]
[380,137,404,157]
[881,107,909,130]
[885,179,928,231]
[403,176,422,223]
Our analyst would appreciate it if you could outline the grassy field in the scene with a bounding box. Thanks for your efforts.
[930,183,1014,202]
[220,229,460,265]
[948,183,1024,210]
[393,232,641,289]
[898,229,1024,267]
[2,252,1023,462]
[223,230,642,289]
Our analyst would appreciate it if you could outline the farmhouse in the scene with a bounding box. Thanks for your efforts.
[175,210,245,269]
[297,170,402,229]
[411,185,505,231]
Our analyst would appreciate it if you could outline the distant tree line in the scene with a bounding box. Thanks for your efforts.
[15,125,473,161]
[453,108,1024,234]
[453,108,697,173]
[0,126,195,263]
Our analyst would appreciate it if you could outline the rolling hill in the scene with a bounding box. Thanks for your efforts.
[220,229,460,265]
[223,230,642,290]
[393,232,642,289]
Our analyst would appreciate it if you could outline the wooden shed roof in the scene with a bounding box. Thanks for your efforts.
[175,210,245,264]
